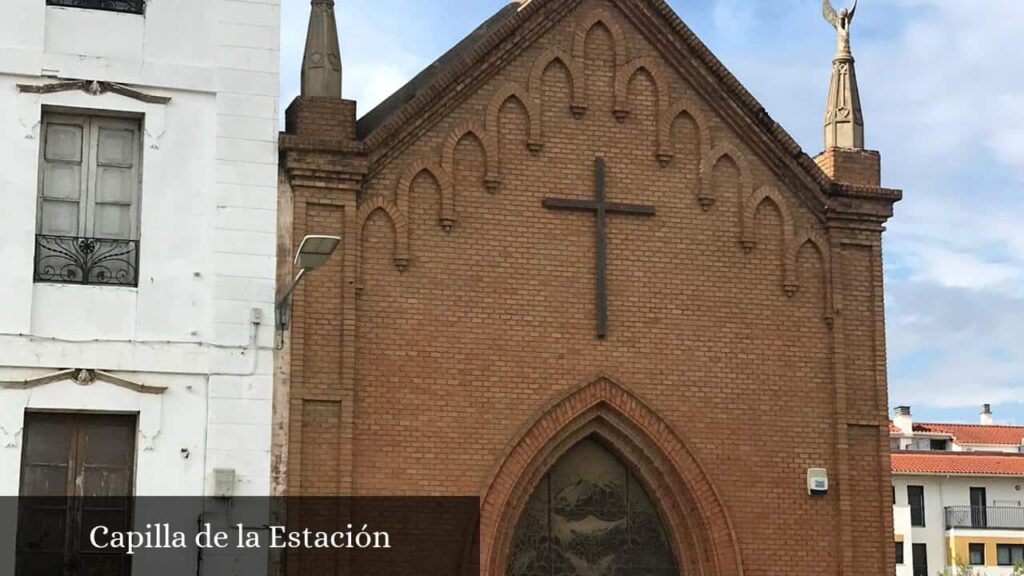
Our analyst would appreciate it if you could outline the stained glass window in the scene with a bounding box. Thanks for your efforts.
[507,437,676,576]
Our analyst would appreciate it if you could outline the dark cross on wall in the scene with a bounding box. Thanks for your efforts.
[542,157,656,339]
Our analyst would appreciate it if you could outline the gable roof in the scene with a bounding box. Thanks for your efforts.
[354,0,864,201]
[888,419,1024,445]
[914,423,1024,446]
[892,451,1024,477]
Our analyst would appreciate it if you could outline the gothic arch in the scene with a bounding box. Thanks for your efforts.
[486,82,543,153]
[787,230,833,309]
[614,57,671,123]
[355,196,409,288]
[699,142,751,212]
[741,185,795,254]
[573,8,627,71]
[528,46,586,116]
[396,158,456,232]
[441,120,500,191]
[481,376,744,576]
[658,101,711,166]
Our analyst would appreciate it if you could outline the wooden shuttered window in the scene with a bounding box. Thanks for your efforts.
[38,113,142,241]
[34,112,143,286]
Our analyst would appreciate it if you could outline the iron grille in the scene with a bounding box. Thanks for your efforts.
[46,0,145,15]
[34,235,140,287]
[945,506,1024,530]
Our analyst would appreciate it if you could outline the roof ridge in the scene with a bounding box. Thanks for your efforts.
[917,421,1024,429]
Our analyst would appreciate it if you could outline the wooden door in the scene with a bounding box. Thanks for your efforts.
[16,412,136,576]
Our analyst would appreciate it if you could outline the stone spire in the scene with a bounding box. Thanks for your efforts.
[301,0,342,98]
[822,0,864,149]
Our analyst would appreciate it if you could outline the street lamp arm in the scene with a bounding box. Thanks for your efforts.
[275,269,308,333]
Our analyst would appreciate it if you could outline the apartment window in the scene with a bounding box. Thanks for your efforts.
[997,544,1024,566]
[913,544,928,576]
[35,112,142,286]
[930,439,949,451]
[969,543,985,566]
[895,542,904,565]
[908,485,926,527]
[46,0,144,15]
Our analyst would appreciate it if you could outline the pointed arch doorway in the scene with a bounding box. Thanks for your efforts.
[481,377,745,576]
[506,436,676,576]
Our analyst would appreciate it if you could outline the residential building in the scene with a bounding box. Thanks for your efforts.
[0,0,279,573]
[892,406,1024,576]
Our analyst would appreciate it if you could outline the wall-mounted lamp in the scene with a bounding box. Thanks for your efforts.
[275,235,341,333]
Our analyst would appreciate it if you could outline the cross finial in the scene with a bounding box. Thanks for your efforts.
[301,0,342,98]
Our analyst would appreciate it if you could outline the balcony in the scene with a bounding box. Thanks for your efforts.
[46,0,145,15]
[34,234,140,287]
[945,506,1024,530]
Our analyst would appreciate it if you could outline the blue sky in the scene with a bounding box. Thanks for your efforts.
[279,0,1024,425]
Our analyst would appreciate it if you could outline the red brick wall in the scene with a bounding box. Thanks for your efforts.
[279,1,897,574]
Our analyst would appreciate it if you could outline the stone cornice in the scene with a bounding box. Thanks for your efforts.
[830,183,903,203]
[279,133,365,155]
[0,368,167,395]
[18,79,171,105]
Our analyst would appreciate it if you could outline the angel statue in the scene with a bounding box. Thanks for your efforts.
[823,0,858,55]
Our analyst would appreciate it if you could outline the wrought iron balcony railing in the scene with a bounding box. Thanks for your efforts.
[46,0,145,15]
[945,506,1024,530]
[34,235,140,287]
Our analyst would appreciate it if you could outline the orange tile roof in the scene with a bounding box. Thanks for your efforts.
[889,421,901,433]
[912,423,1024,446]
[892,452,1024,476]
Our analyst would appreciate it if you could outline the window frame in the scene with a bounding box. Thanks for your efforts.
[912,543,928,576]
[997,544,1024,566]
[34,109,144,287]
[908,485,926,527]
[895,541,905,565]
[969,543,985,566]
[37,111,143,241]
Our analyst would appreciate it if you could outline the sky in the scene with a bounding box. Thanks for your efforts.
[279,0,1024,425]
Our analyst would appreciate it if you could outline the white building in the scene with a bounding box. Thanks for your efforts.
[891,406,1024,576]
[0,0,278,572]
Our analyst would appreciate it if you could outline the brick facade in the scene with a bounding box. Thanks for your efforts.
[276,1,902,574]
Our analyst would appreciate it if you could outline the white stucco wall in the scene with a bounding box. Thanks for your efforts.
[0,0,279,511]
[894,474,1024,574]
[894,504,914,576]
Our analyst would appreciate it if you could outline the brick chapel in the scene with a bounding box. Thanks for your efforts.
[274,0,902,575]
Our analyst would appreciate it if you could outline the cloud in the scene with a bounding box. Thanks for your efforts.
[887,280,1024,409]
[703,1,1024,419]
[907,245,1021,291]
[280,0,502,118]
[860,2,1024,416]
[343,60,422,116]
